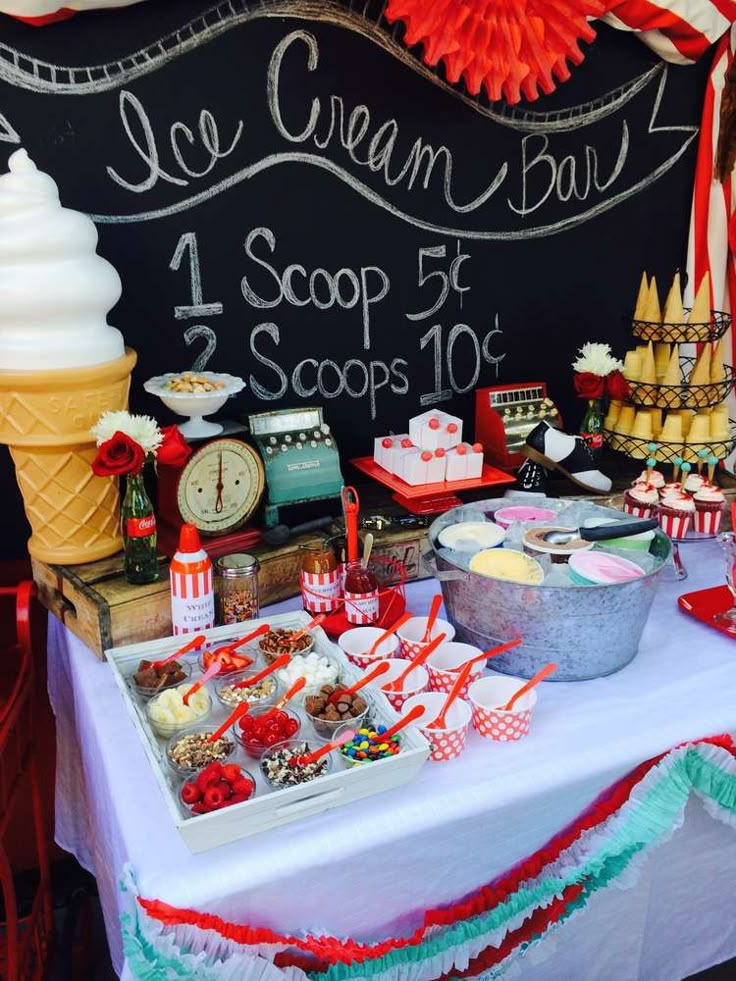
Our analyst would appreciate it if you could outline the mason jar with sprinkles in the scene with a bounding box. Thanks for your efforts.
[215,553,260,625]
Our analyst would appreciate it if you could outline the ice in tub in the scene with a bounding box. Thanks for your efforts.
[543,566,573,588]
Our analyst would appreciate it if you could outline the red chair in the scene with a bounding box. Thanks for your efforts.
[0,582,53,980]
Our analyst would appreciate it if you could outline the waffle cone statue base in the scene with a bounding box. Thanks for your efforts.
[0,348,137,563]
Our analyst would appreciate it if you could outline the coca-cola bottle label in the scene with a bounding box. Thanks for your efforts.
[126,514,157,539]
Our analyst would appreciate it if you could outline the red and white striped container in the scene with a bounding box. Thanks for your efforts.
[343,589,379,625]
[170,524,215,635]
[301,569,341,614]
[692,503,725,535]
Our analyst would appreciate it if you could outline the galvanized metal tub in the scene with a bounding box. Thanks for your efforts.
[427,499,671,682]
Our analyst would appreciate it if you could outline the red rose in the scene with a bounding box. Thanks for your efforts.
[605,370,630,400]
[157,425,192,467]
[92,431,145,477]
[573,371,605,399]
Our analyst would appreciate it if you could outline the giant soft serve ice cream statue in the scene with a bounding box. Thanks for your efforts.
[0,148,137,563]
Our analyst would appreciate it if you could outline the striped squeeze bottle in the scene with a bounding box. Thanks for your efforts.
[170,523,215,635]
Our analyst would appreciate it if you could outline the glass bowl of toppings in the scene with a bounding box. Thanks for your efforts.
[304,684,370,739]
[234,705,301,758]
[275,651,340,702]
[338,723,402,767]
[260,738,332,789]
[259,628,313,663]
[145,682,211,739]
[215,670,279,709]
[130,658,192,700]
[199,643,259,677]
[179,761,256,815]
[143,372,245,439]
[166,726,236,777]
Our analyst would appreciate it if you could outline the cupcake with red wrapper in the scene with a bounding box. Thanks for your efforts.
[683,472,707,495]
[635,469,665,490]
[657,491,695,539]
[692,484,726,534]
[659,481,682,500]
[623,482,658,518]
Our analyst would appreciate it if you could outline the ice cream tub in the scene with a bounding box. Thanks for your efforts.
[568,552,646,586]
[494,506,558,529]
[438,521,505,553]
[523,527,593,564]
[427,498,670,682]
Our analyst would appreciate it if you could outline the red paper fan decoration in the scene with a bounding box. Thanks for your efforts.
[385,0,609,104]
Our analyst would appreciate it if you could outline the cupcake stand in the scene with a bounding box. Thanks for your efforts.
[603,304,736,577]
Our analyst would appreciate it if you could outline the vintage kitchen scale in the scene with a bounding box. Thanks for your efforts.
[156,423,266,558]
[246,407,344,527]
[475,382,562,471]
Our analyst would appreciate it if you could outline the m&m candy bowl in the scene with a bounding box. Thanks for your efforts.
[234,705,301,758]
[338,724,402,767]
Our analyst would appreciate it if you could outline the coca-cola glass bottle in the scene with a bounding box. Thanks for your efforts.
[122,470,159,584]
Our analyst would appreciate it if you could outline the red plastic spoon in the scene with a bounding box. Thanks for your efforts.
[422,593,444,642]
[289,613,326,645]
[150,633,206,670]
[503,662,557,711]
[256,677,307,723]
[381,703,426,740]
[183,659,221,706]
[383,632,447,692]
[207,702,250,743]
[215,622,271,655]
[444,637,523,672]
[231,652,291,690]
[428,662,473,729]
[365,611,413,658]
[327,659,391,705]
[291,729,355,767]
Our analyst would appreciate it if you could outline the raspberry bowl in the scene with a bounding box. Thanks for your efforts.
[179,761,257,816]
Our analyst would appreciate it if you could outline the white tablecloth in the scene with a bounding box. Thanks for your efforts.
[47,540,736,980]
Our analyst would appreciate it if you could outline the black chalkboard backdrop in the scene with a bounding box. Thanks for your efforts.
[0,0,713,558]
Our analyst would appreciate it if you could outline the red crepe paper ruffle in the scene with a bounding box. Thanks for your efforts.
[384,0,610,104]
[138,734,736,973]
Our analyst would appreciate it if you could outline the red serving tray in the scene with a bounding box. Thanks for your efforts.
[350,457,515,514]
[678,585,736,640]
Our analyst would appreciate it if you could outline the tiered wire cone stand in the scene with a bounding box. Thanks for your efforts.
[604,310,735,581]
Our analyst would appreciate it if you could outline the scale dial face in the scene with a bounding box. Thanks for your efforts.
[176,438,265,535]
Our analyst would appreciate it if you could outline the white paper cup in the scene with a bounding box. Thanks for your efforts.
[338,626,398,670]
[401,691,471,762]
[371,657,429,711]
[426,642,485,698]
[467,676,537,742]
[395,616,455,660]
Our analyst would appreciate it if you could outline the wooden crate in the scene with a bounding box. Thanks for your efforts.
[33,523,430,658]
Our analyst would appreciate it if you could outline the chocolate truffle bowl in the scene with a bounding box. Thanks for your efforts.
[428,499,671,682]
[304,684,371,739]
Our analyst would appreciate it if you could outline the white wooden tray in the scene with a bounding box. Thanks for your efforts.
[106,612,430,852]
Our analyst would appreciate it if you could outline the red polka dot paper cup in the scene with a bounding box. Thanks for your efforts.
[370,657,429,711]
[395,616,455,660]
[338,626,398,670]
[426,642,485,698]
[401,692,472,763]
[467,676,537,742]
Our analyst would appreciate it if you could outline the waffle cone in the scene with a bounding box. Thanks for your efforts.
[654,342,670,379]
[644,278,661,323]
[633,272,649,320]
[687,272,711,339]
[710,339,726,384]
[662,272,684,324]
[0,348,137,563]
[662,347,681,387]
[660,414,683,442]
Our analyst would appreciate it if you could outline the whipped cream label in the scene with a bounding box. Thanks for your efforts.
[171,593,215,635]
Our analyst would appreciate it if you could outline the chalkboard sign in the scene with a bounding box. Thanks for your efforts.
[0,0,712,557]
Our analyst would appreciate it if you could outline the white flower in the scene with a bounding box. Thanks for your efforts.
[572,342,623,377]
[91,411,163,455]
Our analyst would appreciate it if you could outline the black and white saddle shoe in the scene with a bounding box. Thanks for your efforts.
[515,459,549,495]
[524,421,612,494]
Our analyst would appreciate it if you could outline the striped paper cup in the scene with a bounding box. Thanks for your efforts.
[395,616,455,660]
[401,692,471,763]
[468,676,537,742]
[692,503,724,535]
[657,507,693,541]
[426,642,485,698]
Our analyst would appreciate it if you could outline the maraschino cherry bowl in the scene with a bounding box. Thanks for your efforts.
[234,705,301,758]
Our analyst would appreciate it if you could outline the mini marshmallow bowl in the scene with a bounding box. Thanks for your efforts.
[428,498,671,681]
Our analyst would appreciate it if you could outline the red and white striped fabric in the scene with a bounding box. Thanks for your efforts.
[0,0,144,26]
[604,0,736,64]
